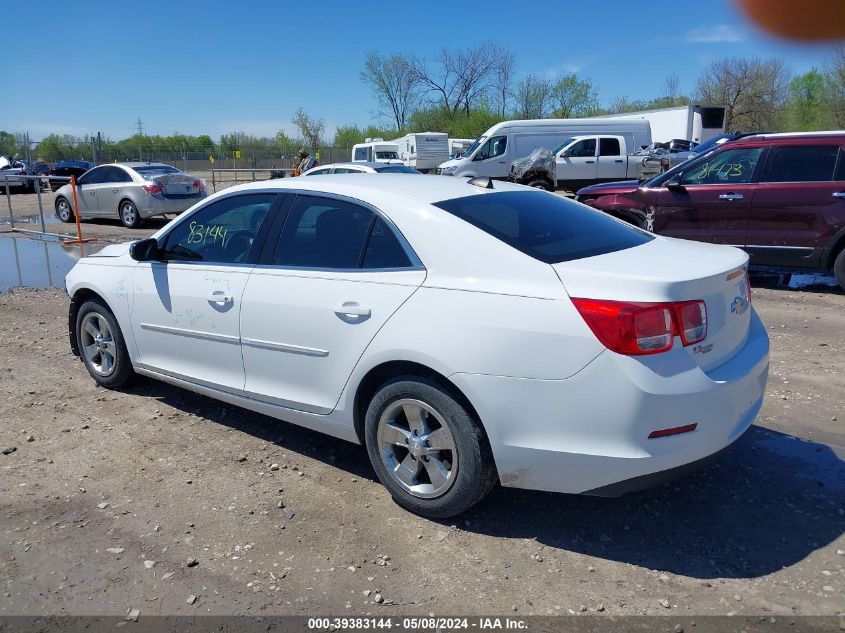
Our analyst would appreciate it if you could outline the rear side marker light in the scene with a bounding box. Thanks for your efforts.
[648,423,698,439]
[572,298,708,356]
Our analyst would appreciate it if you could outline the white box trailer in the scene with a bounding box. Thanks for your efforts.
[351,139,400,163]
[448,138,475,158]
[601,105,727,144]
[392,132,449,173]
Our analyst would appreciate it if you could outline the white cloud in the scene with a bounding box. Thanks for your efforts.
[544,60,588,78]
[684,24,745,44]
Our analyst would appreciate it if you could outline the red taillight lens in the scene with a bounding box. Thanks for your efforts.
[144,183,163,196]
[673,300,707,346]
[572,297,709,356]
[571,299,674,355]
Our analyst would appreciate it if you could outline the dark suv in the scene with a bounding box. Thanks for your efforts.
[575,133,845,290]
[48,160,95,191]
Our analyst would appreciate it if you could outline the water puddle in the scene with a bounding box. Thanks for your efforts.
[0,234,101,293]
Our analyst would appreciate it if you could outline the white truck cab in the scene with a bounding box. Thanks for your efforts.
[351,139,401,163]
[552,134,646,188]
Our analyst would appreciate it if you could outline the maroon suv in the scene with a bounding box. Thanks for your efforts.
[575,132,845,290]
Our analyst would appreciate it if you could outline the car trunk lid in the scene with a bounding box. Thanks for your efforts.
[552,236,752,372]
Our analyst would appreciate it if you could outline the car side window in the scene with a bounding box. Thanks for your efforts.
[159,193,276,264]
[363,218,413,269]
[679,147,764,185]
[761,145,839,183]
[305,168,331,176]
[569,139,596,157]
[477,135,507,161]
[334,167,363,174]
[274,196,374,268]
[78,167,105,185]
[599,138,621,156]
[111,167,133,183]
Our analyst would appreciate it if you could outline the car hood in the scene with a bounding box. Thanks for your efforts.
[88,242,132,258]
[438,158,462,170]
[576,180,640,196]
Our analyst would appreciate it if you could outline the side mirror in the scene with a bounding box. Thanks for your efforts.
[129,238,159,262]
[666,176,686,192]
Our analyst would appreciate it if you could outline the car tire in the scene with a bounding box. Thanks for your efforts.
[834,247,845,292]
[526,179,552,191]
[76,299,133,389]
[119,199,143,228]
[55,197,74,223]
[364,376,498,519]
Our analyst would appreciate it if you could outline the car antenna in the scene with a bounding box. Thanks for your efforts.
[467,176,494,189]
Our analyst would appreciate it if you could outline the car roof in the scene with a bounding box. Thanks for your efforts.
[221,174,531,210]
[119,162,175,168]
[738,131,845,143]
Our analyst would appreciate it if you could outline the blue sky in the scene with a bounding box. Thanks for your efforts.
[1,0,837,142]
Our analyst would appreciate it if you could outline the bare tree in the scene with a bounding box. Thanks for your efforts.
[663,72,681,100]
[514,74,553,119]
[695,57,789,131]
[291,108,325,150]
[360,52,419,131]
[411,42,511,114]
[549,74,598,118]
[491,47,516,117]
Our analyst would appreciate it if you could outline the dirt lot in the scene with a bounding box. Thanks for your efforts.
[0,278,843,619]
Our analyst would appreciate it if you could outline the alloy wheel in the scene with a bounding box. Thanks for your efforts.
[79,312,117,376]
[377,398,458,499]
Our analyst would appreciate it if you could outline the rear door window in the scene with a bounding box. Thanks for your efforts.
[433,190,652,263]
[599,137,622,156]
[761,145,839,182]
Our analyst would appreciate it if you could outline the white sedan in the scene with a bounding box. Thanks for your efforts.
[64,175,769,518]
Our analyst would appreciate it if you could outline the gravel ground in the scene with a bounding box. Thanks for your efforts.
[0,280,843,618]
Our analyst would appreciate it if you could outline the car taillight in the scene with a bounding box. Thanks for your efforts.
[673,300,707,346]
[144,183,163,196]
[571,298,708,356]
[193,179,202,189]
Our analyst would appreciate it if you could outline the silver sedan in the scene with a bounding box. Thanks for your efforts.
[54,162,207,228]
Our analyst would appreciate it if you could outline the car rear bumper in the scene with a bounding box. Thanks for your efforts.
[450,308,769,495]
[139,193,206,218]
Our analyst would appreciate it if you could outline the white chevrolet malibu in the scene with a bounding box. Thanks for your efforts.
[65,175,769,518]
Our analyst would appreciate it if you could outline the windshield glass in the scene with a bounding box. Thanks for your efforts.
[434,191,652,263]
[132,165,181,180]
[551,138,577,155]
[460,137,484,160]
[375,151,399,160]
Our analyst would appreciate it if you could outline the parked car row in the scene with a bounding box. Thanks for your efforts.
[575,131,845,290]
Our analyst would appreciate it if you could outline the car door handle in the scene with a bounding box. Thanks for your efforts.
[719,193,744,201]
[585,160,595,164]
[207,291,233,304]
[334,302,371,317]
[832,191,845,198]
[614,159,624,163]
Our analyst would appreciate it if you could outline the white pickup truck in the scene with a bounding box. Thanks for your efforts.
[551,135,647,190]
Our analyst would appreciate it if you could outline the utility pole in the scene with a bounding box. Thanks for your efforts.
[136,116,144,161]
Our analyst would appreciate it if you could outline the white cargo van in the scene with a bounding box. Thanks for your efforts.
[392,132,448,173]
[437,118,651,183]
[351,139,401,163]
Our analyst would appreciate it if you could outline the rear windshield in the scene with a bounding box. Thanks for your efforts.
[374,165,419,174]
[433,190,653,263]
[133,165,181,180]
